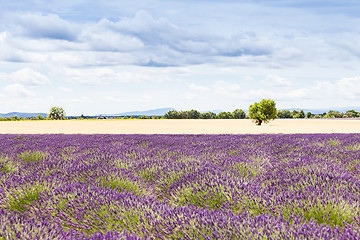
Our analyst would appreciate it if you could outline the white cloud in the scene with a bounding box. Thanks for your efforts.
[103,10,181,46]
[60,96,90,104]
[11,13,79,40]
[244,76,255,82]
[114,71,156,83]
[273,47,303,61]
[188,83,210,91]
[137,94,152,103]
[336,76,360,99]
[0,32,9,42]
[1,11,275,68]
[264,74,291,87]
[7,68,51,85]
[60,67,115,85]
[4,83,35,97]
[105,96,124,102]
[183,93,197,100]
[56,66,188,84]
[1,2,360,114]
[241,88,277,101]
[329,33,360,58]
[243,76,360,102]
[280,88,311,100]
[213,80,241,96]
[79,26,144,52]
[59,87,72,92]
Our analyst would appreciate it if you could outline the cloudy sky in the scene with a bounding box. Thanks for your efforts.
[1,0,360,115]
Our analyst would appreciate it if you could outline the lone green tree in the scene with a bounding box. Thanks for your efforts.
[249,99,277,125]
[47,107,66,120]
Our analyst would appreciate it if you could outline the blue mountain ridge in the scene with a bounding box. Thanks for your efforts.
[0,112,47,118]
[103,108,175,117]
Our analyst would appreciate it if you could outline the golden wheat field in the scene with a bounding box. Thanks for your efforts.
[1,119,360,134]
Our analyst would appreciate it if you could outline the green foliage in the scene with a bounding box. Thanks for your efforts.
[281,200,358,228]
[139,169,157,183]
[47,107,66,120]
[232,109,246,119]
[155,172,184,200]
[277,110,292,118]
[249,99,277,125]
[241,197,358,228]
[163,109,247,119]
[7,186,43,212]
[152,108,357,120]
[217,111,232,119]
[200,111,217,119]
[163,109,201,119]
[345,143,360,151]
[0,115,47,121]
[58,202,145,236]
[174,187,228,210]
[14,135,25,141]
[199,112,210,119]
[325,110,343,118]
[0,163,11,173]
[17,151,47,163]
[187,109,201,119]
[278,110,312,118]
[344,110,358,118]
[87,205,143,235]
[163,110,179,119]
[328,139,341,147]
[139,115,149,119]
[292,110,305,118]
[31,114,46,120]
[0,157,18,173]
[100,177,143,196]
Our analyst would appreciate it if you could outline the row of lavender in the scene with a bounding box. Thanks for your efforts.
[0,134,359,239]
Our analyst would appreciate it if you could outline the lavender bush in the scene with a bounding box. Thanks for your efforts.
[0,134,359,239]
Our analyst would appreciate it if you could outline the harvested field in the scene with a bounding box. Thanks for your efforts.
[1,119,360,134]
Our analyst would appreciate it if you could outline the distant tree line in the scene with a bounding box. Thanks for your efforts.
[0,115,46,121]
[1,107,360,121]
[277,109,360,119]
[163,109,247,119]
[0,107,65,121]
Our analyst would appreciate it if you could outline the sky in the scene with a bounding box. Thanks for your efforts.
[1,0,360,115]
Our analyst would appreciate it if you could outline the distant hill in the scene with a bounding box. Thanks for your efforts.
[104,108,176,117]
[0,112,47,118]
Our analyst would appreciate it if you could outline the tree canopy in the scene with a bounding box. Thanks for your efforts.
[249,99,277,125]
[47,107,66,120]
[163,109,247,119]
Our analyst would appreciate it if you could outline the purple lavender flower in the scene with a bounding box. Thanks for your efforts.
[0,134,359,239]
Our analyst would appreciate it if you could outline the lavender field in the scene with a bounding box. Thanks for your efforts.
[0,134,360,239]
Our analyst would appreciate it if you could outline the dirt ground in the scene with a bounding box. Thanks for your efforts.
[1,119,360,134]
